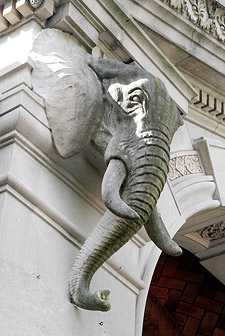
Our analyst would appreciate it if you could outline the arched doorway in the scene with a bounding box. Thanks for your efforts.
[143,249,225,335]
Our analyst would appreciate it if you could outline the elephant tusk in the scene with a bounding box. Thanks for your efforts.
[144,207,182,256]
[102,159,140,220]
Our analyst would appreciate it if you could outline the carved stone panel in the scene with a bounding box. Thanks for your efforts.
[168,153,204,181]
[196,221,225,241]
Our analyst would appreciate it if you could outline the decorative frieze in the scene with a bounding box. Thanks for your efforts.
[168,153,204,181]
[161,0,225,43]
[183,0,211,30]
[196,221,225,241]
[213,10,225,41]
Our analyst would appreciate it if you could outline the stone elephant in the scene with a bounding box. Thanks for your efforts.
[31,29,183,312]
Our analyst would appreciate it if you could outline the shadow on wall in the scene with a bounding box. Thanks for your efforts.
[143,249,225,336]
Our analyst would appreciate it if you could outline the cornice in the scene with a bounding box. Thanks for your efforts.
[49,0,196,113]
[162,0,225,43]
[183,75,225,138]
[132,0,225,44]
[129,0,225,78]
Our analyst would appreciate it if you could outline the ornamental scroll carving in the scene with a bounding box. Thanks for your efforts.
[196,221,225,241]
[168,154,204,181]
[183,0,211,30]
[161,0,225,43]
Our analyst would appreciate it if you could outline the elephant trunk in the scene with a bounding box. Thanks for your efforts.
[125,129,170,223]
[69,210,139,311]
[69,130,171,311]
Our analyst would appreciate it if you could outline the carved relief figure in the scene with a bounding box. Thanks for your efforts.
[31,29,183,312]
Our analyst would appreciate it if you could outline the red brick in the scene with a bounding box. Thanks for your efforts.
[151,265,163,285]
[179,251,195,271]
[182,282,200,303]
[173,312,187,327]
[150,286,168,299]
[176,301,205,319]
[158,298,166,306]
[162,257,180,277]
[158,254,167,265]
[192,261,205,273]
[158,276,186,291]
[183,317,200,336]
[165,290,182,313]
[218,307,225,329]
[199,311,219,335]
[195,296,223,314]
[200,276,218,299]
[215,290,225,303]
[213,328,225,336]
[176,269,205,284]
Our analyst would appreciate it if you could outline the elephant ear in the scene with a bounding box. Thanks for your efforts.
[31,29,103,158]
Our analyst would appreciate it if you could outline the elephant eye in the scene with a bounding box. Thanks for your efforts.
[128,88,143,103]
[130,95,141,103]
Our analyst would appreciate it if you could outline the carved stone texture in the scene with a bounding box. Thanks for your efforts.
[213,9,225,42]
[196,221,225,241]
[168,154,204,181]
[163,0,183,11]
[31,28,183,312]
[161,0,225,43]
[183,0,212,30]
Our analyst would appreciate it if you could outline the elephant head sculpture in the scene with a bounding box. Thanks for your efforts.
[31,29,183,312]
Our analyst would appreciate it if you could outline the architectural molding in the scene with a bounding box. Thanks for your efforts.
[160,0,225,43]
[0,0,54,32]
[168,152,204,181]
[130,0,225,78]
[0,130,106,215]
[192,86,225,120]
[183,76,225,138]
[0,173,146,294]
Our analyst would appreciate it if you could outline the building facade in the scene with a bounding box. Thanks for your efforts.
[0,0,225,335]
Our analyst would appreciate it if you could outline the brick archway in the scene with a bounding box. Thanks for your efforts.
[143,249,225,336]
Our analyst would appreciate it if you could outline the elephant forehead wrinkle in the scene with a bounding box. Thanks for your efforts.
[127,78,149,89]
[108,82,124,101]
